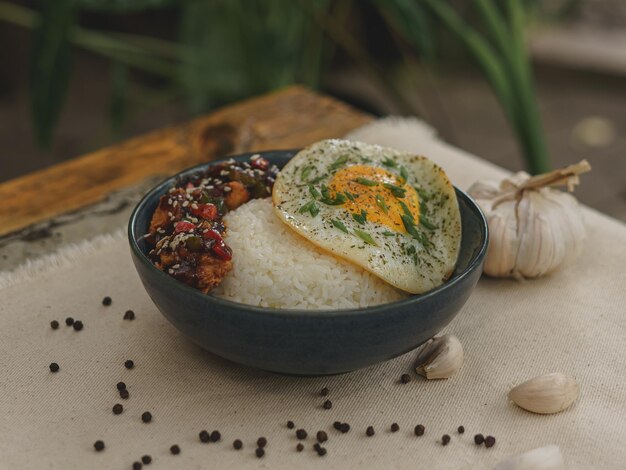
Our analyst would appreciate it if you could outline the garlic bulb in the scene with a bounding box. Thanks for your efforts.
[508,372,580,414]
[415,334,463,379]
[494,445,565,470]
[468,161,591,279]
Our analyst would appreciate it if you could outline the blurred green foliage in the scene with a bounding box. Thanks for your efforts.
[0,0,578,173]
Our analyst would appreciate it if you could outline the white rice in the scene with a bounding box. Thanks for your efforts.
[212,198,408,310]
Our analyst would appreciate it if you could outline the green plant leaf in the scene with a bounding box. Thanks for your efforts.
[29,0,76,147]
[77,0,175,12]
[108,61,128,138]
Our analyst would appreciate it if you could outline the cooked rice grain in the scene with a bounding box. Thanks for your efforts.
[212,198,408,309]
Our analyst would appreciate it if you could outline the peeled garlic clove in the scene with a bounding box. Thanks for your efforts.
[494,445,565,470]
[415,334,463,379]
[508,373,579,414]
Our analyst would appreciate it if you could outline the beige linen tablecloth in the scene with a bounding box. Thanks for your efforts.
[1,119,625,469]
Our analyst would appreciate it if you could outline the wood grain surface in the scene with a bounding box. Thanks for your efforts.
[0,86,372,237]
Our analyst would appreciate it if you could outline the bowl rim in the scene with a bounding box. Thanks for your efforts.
[128,149,489,317]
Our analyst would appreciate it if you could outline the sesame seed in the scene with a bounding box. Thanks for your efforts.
[442,434,451,445]
[72,320,83,331]
[141,455,152,464]
[112,404,123,415]
[199,430,210,443]
[366,426,375,437]
[316,431,328,443]
[474,434,485,445]
[390,423,399,433]
[296,429,307,440]
[182,201,189,207]
[233,439,243,450]
[50,320,59,330]
[49,363,59,372]
[141,411,152,423]
[93,440,105,451]
[255,447,265,458]
[191,203,198,210]
[414,424,425,436]
[485,436,496,448]
[124,360,134,369]
[170,445,180,455]
[65,317,74,326]
[102,296,112,306]
[224,186,232,192]
[323,400,332,410]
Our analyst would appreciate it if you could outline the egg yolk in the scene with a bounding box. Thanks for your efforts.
[329,165,420,233]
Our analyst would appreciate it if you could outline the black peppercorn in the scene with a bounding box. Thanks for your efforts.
[400,374,411,384]
[414,424,425,436]
[458,425,465,434]
[474,433,485,445]
[323,400,332,410]
[124,360,134,369]
[255,447,265,458]
[123,310,135,320]
[296,443,304,452]
[340,423,350,433]
[132,462,142,470]
[442,434,451,445]
[296,429,307,440]
[170,445,180,455]
[287,420,295,429]
[366,426,375,437]
[199,430,210,443]
[256,437,267,448]
[141,455,151,465]
[65,317,74,326]
[112,404,123,415]
[320,387,329,396]
[119,389,129,399]
[141,411,152,423]
[116,381,126,391]
[233,439,243,450]
[50,320,59,330]
[333,421,342,430]
[102,296,112,306]
[93,440,105,451]
[49,362,59,372]
[72,320,83,331]
[390,423,399,433]
[210,430,221,442]
[317,446,327,456]
[485,436,496,448]
[316,431,328,443]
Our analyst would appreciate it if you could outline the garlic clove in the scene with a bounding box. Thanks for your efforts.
[493,445,565,470]
[508,373,579,414]
[415,334,463,379]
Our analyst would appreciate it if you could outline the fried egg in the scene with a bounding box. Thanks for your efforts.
[272,139,461,294]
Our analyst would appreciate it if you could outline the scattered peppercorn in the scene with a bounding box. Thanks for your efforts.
[141,455,152,465]
[320,387,329,396]
[102,296,112,306]
[316,446,327,456]
[72,320,83,331]
[123,310,135,320]
[323,400,332,410]
[340,423,350,433]
[333,421,342,430]
[124,360,134,369]
[400,374,411,384]
[210,430,221,442]
[442,434,451,446]
[474,434,485,445]
[65,317,74,326]
[255,447,265,458]
[112,404,123,415]
[256,437,267,448]
[49,362,59,372]
[233,439,243,450]
[132,462,142,470]
[296,429,307,440]
[366,426,375,437]
[485,436,496,448]
[199,430,210,443]
[414,424,425,436]
[287,420,295,429]
[296,443,304,452]
[390,423,399,433]
[141,411,152,423]
[170,445,180,455]
[119,389,129,399]
[116,382,126,391]
[316,431,328,443]
[458,425,465,434]
[93,440,105,451]
[50,320,59,330]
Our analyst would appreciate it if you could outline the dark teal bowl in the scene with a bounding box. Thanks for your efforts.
[128,150,488,375]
